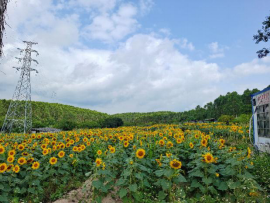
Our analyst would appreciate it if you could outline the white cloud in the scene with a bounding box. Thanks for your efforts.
[67,0,118,13]
[139,0,154,15]
[0,34,222,113]
[82,3,139,42]
[159,28,171,36]
[178,38,195,51]
[1,0,270,115]
[233,58,270,76]
[208,42,227,58]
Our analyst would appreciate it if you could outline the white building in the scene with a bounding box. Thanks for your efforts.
[251,87,270,153]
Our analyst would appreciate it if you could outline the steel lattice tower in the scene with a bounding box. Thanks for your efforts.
[1,41,39,134]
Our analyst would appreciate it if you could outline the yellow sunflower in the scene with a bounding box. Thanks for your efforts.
[170,159,182,169]
[0,163,7,173]
[95,158,102,167]
[6,164,14,172]
[159,139,165,146]
[18,144,24,151]
[58,151,65,158]
[13,165,20,173]
[124,141,129,148]
[7,156,14,163]
[166,141,173,148]
[202,152,215,164]
[219,139,225,145]
[0,145,5,154]
[110,147,115,153]
[189,142,194,149]
[176,138,182,144]
[32,161,40,170]
[49,157,58,165]
[8,150,16,156]
[136,149,145,159]
[18,157,27,165]
[97,150,102,156]
[201,139,208,147]
[42,149,49,156]
[166,153,172,158]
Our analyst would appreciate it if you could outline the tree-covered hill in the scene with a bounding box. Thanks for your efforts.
[0,100,109,129]
[114,87,264,125]
[0,86,267,129]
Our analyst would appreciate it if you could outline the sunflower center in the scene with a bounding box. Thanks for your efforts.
[138,151,143,156]
[173,162,180,167]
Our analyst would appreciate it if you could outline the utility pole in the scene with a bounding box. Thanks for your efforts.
[1,41,39,134]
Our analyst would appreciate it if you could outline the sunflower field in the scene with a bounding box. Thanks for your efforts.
[0,124,268,202]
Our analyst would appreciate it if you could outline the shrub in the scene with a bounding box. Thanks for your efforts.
[32,120,47,128]
[78,121,101,129]
[218,115,235,123]
[99,117,124,128]
[56,120,77,131]
[251,152,270,195]
[233,114,251,124]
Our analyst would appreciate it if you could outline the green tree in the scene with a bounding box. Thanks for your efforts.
[254,14,270,58]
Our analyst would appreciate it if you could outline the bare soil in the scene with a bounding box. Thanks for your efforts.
[53,178,122,203]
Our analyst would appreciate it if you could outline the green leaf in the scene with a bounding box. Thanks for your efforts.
[2,185,11,192]
[143,179,151,187]
[92,180,103,189]
[28,187,35,194]
[123,170,131,177]
[176,174,187,183]
[129,183,137,192]
[155,169,164,177]
[101,185,108,193]
[0,195,8,203]
[160,179,171,191]
[85,171,92,177]
[132,192,142,201]
[32,179,40,186]
[119,188,128,199]
[227,180,241,189]
[191,180,202,188]
[202,177,212,185]
[20,187,27,194]
[243,171,254,179]
[116,178,126,186]
[164,169,174,178]
[158,191,167,200]
[218,182,228,191]
[209,186,218,194]
[189,170,204,177]
[135,173,143,180]
[139,165,149,172]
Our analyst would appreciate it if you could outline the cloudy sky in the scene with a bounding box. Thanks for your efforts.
[0,0,270,114]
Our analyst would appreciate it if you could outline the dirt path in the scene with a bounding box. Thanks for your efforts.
[53,178,122,203]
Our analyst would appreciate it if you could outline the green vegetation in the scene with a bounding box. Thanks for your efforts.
[0,100,108,129]
[115,87,263,126]
[0,86,267,130]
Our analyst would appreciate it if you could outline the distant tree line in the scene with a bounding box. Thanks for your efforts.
[114,87,267,126]
[0,86,268,131]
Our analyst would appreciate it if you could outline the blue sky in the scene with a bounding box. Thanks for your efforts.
[0,0,270,113]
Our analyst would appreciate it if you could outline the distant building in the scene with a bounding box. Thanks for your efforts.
[31,127,61,133]
[251,87,270,153]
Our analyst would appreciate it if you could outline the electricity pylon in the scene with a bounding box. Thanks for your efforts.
[1,41,39,134]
